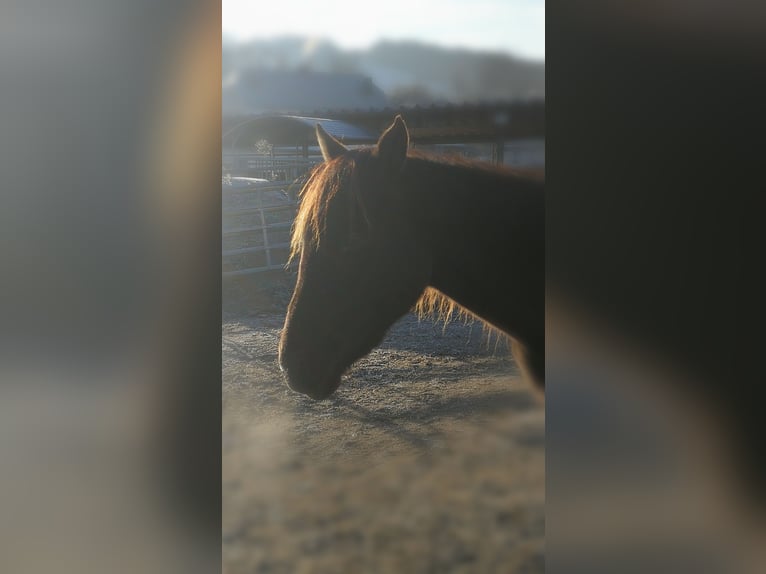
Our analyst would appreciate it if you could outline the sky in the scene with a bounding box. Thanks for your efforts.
[222,0,545,61]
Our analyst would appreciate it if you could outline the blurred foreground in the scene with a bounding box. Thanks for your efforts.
[1,1,222,572]
[547,297,766,573]
[223,310,544,573]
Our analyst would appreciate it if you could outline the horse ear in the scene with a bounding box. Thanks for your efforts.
[316,123,348,161]
[376,115,409,172]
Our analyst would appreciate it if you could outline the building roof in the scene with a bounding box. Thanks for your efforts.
[223,69,389,116]
[223,115,378,149]
[222,100,546,152]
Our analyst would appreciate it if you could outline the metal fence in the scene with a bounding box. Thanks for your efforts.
[223,152,319,182]
[222,179,301,277]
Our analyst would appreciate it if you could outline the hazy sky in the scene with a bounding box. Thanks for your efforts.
[222,0,545,60]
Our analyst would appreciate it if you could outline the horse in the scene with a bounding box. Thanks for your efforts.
[278,115,544,400]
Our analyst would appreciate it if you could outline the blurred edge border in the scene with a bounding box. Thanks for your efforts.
[2,0,221,572]
[548,1,766,571]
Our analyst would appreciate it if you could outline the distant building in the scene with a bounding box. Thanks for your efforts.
[223,69,389,116]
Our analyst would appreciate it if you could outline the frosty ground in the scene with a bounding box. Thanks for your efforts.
[222,278,544,573]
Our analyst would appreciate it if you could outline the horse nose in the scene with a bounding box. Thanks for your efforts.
[279,360,308,396]
[278,346,337,400]
[277,347,291,380]
[277,334,290,371]
[277,340,300,384]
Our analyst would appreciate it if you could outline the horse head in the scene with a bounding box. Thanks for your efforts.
[278,117,431,399]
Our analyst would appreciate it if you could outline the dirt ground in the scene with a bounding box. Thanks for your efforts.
[222,277,544,574]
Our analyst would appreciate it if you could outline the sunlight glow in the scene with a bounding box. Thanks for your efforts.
[223,0,545,60]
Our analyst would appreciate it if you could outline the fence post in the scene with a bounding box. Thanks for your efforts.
[257,186,272,268]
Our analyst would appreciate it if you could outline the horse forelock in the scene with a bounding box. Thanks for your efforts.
[288,158,344,264]
[288,152,372,265]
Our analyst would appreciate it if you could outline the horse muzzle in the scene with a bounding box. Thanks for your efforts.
[278,350,342,400]
[283,369,341,400]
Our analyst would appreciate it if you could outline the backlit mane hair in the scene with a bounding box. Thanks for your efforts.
[288,148,541,329]
[288,160,335,264]
[288,152,368,266]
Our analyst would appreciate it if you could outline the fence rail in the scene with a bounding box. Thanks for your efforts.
[222,180,299,277]
[223,154,320,182]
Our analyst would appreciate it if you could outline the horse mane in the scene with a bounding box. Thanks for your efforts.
[413,286,470,324]
[288,148,541,329]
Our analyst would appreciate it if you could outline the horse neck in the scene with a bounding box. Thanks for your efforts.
[400,156,545,342]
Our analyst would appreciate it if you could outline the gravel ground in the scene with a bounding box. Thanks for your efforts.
[223,278,545,574]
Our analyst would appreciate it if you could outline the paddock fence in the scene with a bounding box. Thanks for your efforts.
[223,151,319,182]
[222,177,303,277]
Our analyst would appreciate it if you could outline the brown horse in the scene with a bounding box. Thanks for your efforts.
[279,116,544,400]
